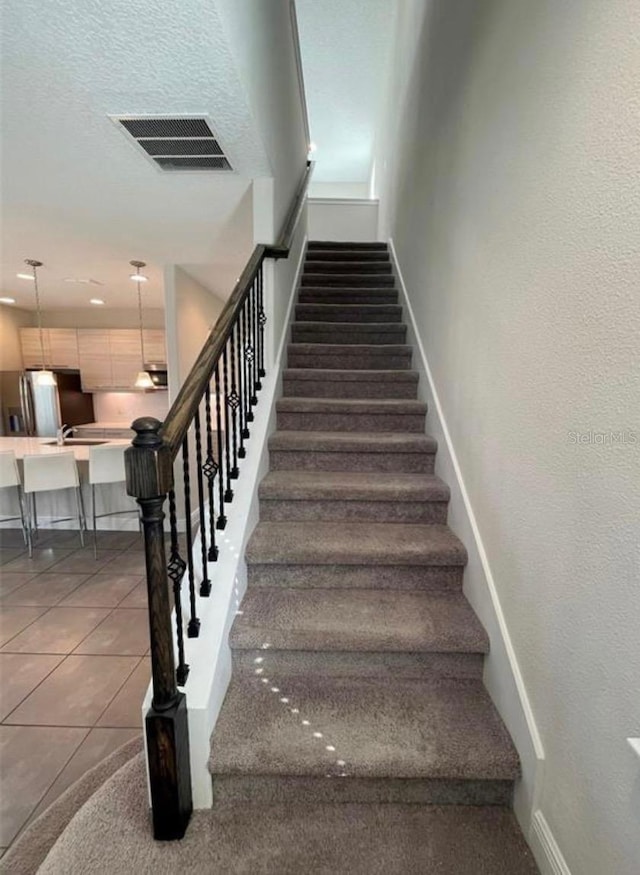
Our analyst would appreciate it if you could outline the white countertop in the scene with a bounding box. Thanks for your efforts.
[76,421,134,430]
[0,436,129,461]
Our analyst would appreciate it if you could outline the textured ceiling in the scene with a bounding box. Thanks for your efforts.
[296,0,395,185]
[0,0,270,309]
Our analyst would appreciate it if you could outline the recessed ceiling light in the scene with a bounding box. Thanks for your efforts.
[90,298,105,306]
[16,273,35,281]
[129,273,148,282]
[0,297,16,304]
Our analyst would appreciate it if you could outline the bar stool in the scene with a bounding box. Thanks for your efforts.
[0,451,29,544]
[89,445,140,558]
[22,452,86,557]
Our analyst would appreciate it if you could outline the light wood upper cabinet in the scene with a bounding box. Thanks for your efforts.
[77,330,112,391]
[143,329,166,365]
[48,329,79,369]
[20,328,51,369]
[21,326,166,391]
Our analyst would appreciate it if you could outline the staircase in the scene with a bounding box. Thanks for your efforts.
[208,242,535,866]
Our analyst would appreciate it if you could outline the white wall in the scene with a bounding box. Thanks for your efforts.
[92,391,169,424]
[308,199,379,242]
[381,2,640,874]
[39,308,166,329]
[216,0,308,235]
[0,304,32,370]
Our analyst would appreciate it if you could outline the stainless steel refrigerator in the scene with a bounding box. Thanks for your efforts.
[0,370,95,437]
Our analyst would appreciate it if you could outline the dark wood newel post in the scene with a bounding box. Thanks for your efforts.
[126,416,192,841]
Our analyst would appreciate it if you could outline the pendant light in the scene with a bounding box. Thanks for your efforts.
[130,260,154,390]
[25,259,56,386]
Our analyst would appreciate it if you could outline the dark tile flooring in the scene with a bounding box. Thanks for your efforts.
[0,528,150,855]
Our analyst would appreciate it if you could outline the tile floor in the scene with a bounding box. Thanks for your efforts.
[0,528,150,855]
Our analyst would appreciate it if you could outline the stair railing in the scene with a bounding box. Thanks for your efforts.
[125,162,312,841]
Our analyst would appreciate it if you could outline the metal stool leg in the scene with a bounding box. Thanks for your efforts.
[92,484,98,559]
[74,487,85,548]
[16,486,28,545]
[25,492,33,557]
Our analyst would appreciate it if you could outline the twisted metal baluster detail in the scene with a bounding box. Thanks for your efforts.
[203,385,219,561]
[182,436,200,638]
[167,489,189,686]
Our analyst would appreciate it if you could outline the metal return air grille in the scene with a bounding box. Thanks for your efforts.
[114,116,232,171]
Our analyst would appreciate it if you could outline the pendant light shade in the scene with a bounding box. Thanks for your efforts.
[130,260,152,390]
[134,370,154,389]
[25,259,56,386]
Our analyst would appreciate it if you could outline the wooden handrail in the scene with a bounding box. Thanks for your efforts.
[160,161,313,463]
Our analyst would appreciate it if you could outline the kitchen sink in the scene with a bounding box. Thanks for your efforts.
[43,439,109,446]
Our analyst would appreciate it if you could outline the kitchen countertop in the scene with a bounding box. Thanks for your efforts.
[75,421,135,430]
[0,436,129,461]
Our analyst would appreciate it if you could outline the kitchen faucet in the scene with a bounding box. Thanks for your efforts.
[56,424,75,446]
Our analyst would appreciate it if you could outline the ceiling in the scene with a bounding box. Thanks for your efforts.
[0,0,269,310]
[296,0,396,187]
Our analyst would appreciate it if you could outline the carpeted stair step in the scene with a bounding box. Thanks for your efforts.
[291,322,406,345]
[302,272,395,287]
[208,674,520,805]
[304,260,392,275]
[282,368,419,399]
[298,287,399,304]
[295,303,403,323]
[268,430,437,473]
[258,470,449,522]
[276,397,426,433]
[246,520,466,590]
[306,249,390,262]
[308,240,388,251]
[230,588,487,679]
[288,342,412,370]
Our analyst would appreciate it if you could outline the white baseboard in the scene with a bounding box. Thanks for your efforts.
[530,811,572,875]
[388,237,545,828]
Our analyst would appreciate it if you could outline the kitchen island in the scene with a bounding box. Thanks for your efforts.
[0,436,136,531]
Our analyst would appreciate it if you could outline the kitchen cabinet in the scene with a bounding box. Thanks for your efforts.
[143,329,166,365]
[20,328,79,369]
[77,329,166,391]
[77,330,112,391]
[21,326,166,391]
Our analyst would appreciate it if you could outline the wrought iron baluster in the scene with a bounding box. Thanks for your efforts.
[228,328,240,478]
[193,410,212,596]
[249,281,258,404]
[243,297,254,424]
[203,385,219,560]
[257,263,266,380]
[221,345,234,500]
[167,489,189,686]
[236,318,248,458]
[214,360,227,529]
[181,436,200,637]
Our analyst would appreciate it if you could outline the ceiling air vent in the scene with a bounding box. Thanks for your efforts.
[111,115,233,172]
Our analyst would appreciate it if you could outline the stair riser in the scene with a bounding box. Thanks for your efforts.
[308,242,388,251]
[269,450,436,474]
[301,274,395,287]
[305,262,393,274]
[283,379,418,399]
[232,650,483,680]
[299,290,399,305]
[291,326,407,345]
[295,307,403,323]
[247,564,463,591]
[288,351,412,370]
[276,411,425,433]
[306,251,390,262]
[212,776,513,807]
[260,498,448,524]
